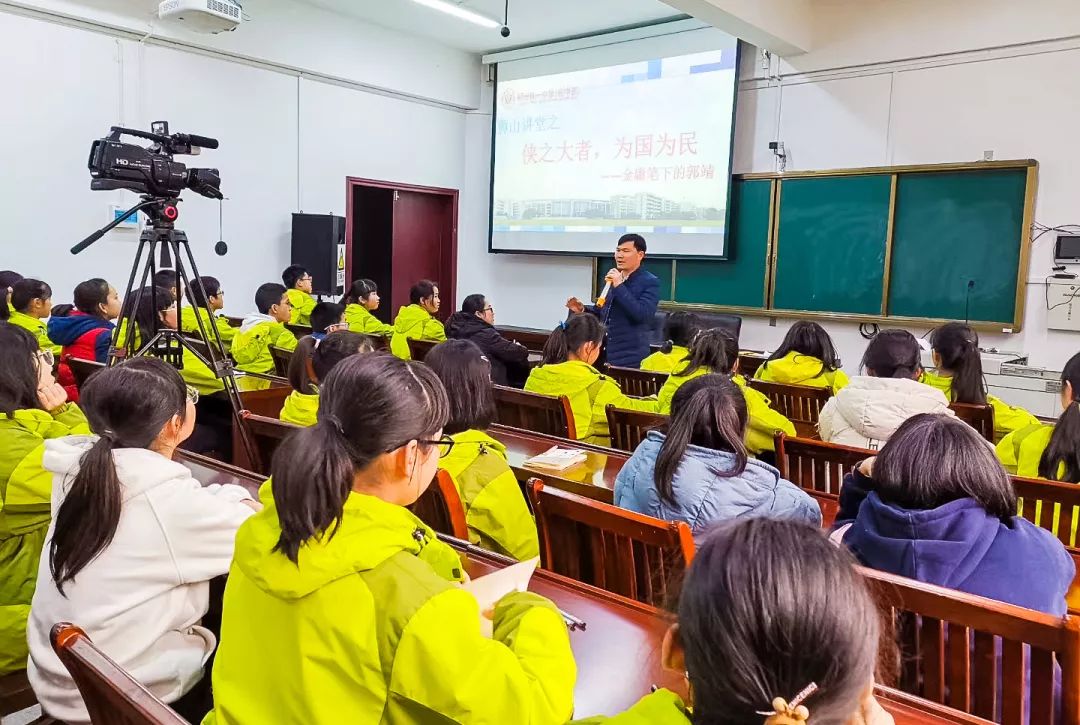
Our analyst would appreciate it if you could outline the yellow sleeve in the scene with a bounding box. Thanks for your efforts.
[288,290,316,326]
[995,431,1020,475]
[743,387,795,454]
[988,395,1040,442]
[831,369,851,394]
[426,319,447,343]
[388,589,575,724]
[275,328,299,352]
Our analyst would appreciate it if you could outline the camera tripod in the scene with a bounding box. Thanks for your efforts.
[72,196,256,464]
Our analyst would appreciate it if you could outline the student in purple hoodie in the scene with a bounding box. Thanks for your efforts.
[834,413,1073,616]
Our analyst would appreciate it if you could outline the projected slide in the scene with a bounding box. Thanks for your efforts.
[491,47,738,257]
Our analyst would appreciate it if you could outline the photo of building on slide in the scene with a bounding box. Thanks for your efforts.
[491,44,738,255]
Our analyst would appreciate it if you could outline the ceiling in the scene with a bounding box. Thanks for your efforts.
[301,0,685,53]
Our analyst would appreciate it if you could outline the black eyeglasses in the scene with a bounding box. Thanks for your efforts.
[417,436,454,456]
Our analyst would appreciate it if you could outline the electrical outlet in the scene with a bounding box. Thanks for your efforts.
[983,150,994,161]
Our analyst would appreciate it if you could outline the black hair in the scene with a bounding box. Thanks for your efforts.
[124,286,175,346]
[764,321,842,374]
[678,518,880,725]
[409,279,438,305]
[342,278,378,306]
[461,294,487,316]
[655,375,748,505]
[660,312,701,354]
[425,339,496,435]
[310,302,345,334]
[0,323,44,415]
[676,328,736,378]
[256,283,288,315]
[875,413,1016,519]
[186,275,222,310]
[861,329,921,379]
[617,233,647,253]
[282,265,309,289]
[930,322,986,405]
[1040,352,1080,482]
[72,278,113,320]
[541,314,605,366]
[10,279,53,314]
[49,358,188,594]
[288,330,372,395]
[271,353,449,563]
[153,269,181,293]
[0,270,23,290]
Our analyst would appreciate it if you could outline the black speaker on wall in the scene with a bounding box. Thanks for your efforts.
[291,213,345,297]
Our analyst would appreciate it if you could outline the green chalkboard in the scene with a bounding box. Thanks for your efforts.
[887,169,1027,325]
[771,175,891,315]
[673,179,772,307]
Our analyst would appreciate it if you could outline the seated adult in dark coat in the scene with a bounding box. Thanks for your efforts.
[446,294,529,387]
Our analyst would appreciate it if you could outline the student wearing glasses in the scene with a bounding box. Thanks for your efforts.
[207,352,575,724]
[180,276,236,351]
[446,294,530,386]
[282,265,316,326]
[0,323,89,679]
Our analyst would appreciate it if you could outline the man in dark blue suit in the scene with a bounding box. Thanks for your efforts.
[566,234,659,368]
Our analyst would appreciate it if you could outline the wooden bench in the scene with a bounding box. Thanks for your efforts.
[603,365,667,398]
[234,410,300,475]
[773,433,874,526]
[863,566,1080,724]
[407,338,439,361]
[269,345,293,377]
[605,405,668,453]
[493,385,577,439]
[409,469,469,540]
[949,402,996,443]
[747,378,831,439]
[67,357,106,389]
[527,479,694,606]
[736,353,767,378]
[50,623,188,724]
[495,325,549,352]
[0,670,36,719]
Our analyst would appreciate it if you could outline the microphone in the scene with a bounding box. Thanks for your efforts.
[596,281,612,308]
[214,241,228,256]
[179,133,220,149]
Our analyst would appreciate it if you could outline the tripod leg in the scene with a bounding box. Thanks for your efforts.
[110,234,155,366]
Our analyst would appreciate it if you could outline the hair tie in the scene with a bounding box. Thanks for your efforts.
[558,320,568,330]
[323,414,345,436]
[757,683,817,725]
[99,429,117,443]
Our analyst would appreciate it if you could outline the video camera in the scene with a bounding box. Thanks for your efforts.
[87,121,223,200]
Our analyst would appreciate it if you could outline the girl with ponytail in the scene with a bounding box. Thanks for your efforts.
[616,375,819,539]
[7,278,60,355]
[998,352,1080,481]
[656,328,795,454]
[0,323,88,678]
[342,278,394,336]
[925,322,1038,441]
[640,311,700,373]
[526,313,658,444]
[280,330,372,426]
[209,353,576,724]
[27,358,258,724]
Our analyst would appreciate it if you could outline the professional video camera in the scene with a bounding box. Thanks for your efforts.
[87,121,223,200]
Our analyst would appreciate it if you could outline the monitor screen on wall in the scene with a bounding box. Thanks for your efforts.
[490,29,740,258]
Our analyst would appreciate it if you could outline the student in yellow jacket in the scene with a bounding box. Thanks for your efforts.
[179,276,235,351]
[207,353,575,724]
[997,352,1080,480]
[923,322,1038,442]
[427,340,539,561]
[390,279,446,359]
[282,265,316,326]
[753,321,849,394]
[640,311,699,373]
[0,323,89,676]
[232,283,298,375]
[280,331,372,427]
[570,518,890,725]
[342,278,394,337]
[5,279,61,356]
[525,315,658,445]
[657,329,794,454]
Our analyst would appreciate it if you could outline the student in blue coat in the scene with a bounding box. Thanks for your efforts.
[566,234,659,368]
[834,412,1074,616]
[614,374,820,541]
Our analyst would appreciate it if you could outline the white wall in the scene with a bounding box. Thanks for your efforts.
[0,3,477,317]
[464,3,1080,372]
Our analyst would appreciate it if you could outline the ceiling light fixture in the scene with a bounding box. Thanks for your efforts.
[409,0,501,29]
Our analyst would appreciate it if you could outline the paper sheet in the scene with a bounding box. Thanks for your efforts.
[462,557,540,637]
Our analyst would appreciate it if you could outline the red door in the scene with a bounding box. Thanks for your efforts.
[390,190,456,318]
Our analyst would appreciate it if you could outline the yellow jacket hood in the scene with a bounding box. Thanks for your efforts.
[526,360,603,397]
[393,304,435,334]
[756,351,848,391]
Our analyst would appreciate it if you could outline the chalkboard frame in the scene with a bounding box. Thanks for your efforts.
[591,159,1036,332]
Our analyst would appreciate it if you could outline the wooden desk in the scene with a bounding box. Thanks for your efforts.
[489,425,627,503]
[176,450,262,498]
[496,325,550,352]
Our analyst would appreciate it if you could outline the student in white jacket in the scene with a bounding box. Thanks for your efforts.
[27,357,258,724]
[818,329,954,450]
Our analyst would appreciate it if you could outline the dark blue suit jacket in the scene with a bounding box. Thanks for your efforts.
[588,269,660,367]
